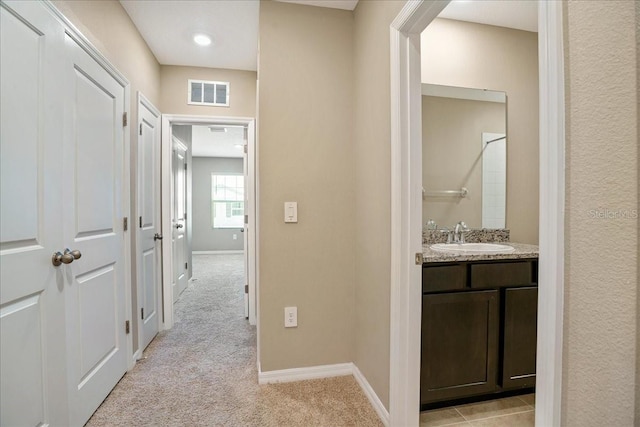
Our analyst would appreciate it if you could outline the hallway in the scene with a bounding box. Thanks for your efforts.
[87,254,381,426]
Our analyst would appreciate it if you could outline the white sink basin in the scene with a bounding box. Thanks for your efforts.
[430,243,515,254]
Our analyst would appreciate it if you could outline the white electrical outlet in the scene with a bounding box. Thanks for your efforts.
[233,234,237,240]
[284,306,297,328]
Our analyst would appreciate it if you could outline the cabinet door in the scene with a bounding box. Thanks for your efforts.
[421,290,498,404]
[502,287,537,389]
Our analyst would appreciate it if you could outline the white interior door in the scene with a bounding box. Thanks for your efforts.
[0,2,67,425]
[63,31,128,427]
[137,94,162,350]
[172,140,188,302]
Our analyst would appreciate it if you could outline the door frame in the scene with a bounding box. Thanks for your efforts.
[388,1,565,426]
[160,115,258,330]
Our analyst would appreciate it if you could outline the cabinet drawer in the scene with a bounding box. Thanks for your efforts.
[422,264,467,292]
[470,262,533,288]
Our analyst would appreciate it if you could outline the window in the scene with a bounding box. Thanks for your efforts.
[188,79,229,106]
[211,174,244,228]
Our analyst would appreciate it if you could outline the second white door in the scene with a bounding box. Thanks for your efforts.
[137,94,162,351]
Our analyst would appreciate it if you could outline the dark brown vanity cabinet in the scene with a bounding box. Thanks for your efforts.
[421,260,538,406]
[421,290,498,404]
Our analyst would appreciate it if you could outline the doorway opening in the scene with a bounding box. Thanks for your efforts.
[389,1,565,426]
[160,115,258,338]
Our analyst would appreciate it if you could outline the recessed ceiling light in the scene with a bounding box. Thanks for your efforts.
[193,33,212,47]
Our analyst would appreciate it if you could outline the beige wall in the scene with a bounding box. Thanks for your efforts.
[52,0,161,355]
[421,19,539,244]
[160,66,256,117]
[353,0,405,410]
[422,96,505,228]
[563,1,638,424]
[257,0,355,371]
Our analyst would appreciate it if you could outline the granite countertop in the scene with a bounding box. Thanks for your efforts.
[422,242,539,263]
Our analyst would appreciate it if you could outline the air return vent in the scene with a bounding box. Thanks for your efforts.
[188,79,229,106]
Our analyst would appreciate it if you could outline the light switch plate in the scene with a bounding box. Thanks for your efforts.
[284,201,298,223]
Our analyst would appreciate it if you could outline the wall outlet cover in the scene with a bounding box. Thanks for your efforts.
[284,306,297,328]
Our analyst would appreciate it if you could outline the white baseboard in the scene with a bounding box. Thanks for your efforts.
[258,362,353,384]
[352,364,390,427]
[258,362,388,426]
[192,250,244,255]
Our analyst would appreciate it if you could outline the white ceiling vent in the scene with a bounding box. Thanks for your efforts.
[188,79,229,107]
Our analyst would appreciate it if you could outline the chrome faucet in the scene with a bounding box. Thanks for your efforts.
[453,221,469,244]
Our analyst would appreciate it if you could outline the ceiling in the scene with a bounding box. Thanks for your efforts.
[440,1,538,33]
[120,0,259,71]
[191,125,245,158]
[120,0,537,72]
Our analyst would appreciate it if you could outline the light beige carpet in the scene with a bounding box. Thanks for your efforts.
[86,254,382,427]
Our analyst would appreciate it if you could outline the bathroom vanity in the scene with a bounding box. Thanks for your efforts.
[420,243,539,408]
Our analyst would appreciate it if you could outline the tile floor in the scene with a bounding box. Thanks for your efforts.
[420,394,535,427]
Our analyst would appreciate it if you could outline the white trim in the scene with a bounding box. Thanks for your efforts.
[258,363,353,385]
[353,365,390,427]
[389,2,448,426]
[161,115,257,332]
[192,250,244,255]
[535,1,565,426]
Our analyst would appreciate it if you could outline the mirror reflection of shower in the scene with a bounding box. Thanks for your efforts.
[422,83,507,229]
[481,132,506,228]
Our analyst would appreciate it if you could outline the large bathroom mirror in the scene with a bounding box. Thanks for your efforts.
[422,83,507,230]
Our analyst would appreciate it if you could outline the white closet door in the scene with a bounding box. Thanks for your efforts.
[62,32,128,427]
[0,2,68,425]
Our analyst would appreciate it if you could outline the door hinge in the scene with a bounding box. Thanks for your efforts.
[243,144,247,154]
[244,214,248,225]
[139,123,142,135]
[185,262,188,270]
[139,216,142,228]
[125,320,130,334]
[184,163,187,171]
[415,252,424,265]
[123,112,128,127]
[141,308,144,319]
[123,217,128,231]
[245,284,249,293]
